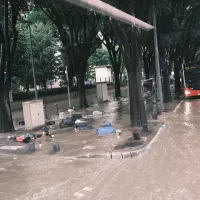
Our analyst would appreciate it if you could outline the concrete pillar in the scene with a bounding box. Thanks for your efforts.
[96,82,108,102]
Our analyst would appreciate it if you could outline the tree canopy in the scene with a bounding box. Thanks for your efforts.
[1,0,200,132]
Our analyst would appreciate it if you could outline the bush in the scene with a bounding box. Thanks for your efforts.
[13,85,96,101]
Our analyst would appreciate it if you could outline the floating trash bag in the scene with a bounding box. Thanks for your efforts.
[93,111,103,117]
[76,126,94,131]
[60,117,74,128]
[25,133,36,140]
[18,120,25,126]
[97,126,116,136]
[101,122,111,127]
[72,114,82,121]
[46,120,55,126]
[74,122,87,128]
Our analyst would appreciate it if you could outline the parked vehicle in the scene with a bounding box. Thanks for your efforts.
[182,63,200,98]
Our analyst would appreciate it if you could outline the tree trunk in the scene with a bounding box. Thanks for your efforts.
[0,0,21,133]
[128,73,134,124]
[163,68,172,103]
[145,69,150,79]
[114,26,148,131]
[25,83,29,92]
[128,34,148,130]
[128,72,141,127]
[106,46,122,98]
[77,62,88,109]
[143,54,150,79]
[0,85,14,133]
[43,76,47,90]
[68,65,74,87]
[114,70,121,98]
[128,63,148,129]
[159,49,171,103]
[174,61,181,99]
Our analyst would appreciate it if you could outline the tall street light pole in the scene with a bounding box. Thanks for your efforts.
[153,5,163,111]
[28,23,38,100]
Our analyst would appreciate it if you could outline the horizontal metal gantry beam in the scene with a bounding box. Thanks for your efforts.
[64,0,154,31]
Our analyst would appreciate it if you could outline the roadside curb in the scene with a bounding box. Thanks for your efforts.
[173,100,183,114]
[70,100,183,159]
[73,126,164,159]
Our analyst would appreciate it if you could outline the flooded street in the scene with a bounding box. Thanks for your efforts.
[11,87,129,125]
[1,98,200,199]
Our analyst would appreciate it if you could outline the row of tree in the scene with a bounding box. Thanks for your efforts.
[0,0,200,132]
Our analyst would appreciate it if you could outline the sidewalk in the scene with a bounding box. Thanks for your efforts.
[0,99,180,159]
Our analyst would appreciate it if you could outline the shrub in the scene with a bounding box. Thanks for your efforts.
[13,85,96,101]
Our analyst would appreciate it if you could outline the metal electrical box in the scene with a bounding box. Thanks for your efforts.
[22,99,45,130]
[96,82,108,102]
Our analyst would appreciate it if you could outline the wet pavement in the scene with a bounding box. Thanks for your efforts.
[1,99,200,199]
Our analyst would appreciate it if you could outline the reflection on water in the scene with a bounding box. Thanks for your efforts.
[4,98,200,200]
[184,102,191,116]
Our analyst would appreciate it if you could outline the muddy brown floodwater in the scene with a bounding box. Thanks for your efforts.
[1,98,200,199]
[11,87,130,125]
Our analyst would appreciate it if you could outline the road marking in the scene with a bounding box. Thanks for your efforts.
[0,146,24,150]
[82,187,93,192]
[82,145,95,150]
[173,100,183,114]
[0,167,8,172]
[0,154,15,157]
[73,192,84,199]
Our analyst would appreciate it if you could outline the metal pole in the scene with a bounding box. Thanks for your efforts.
[64,0,153,31]
[28,23,38,100]
[54,103,59,115]
[153,5,163,111]
[152,81,158,120]
[65,66,71,108]
[43,105,48,120]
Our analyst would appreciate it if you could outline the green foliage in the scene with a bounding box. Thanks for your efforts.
[12,85,97,101]
[13,16,61,91]
[157,0,200,63]
[88,46,111,66]
[87,46,111,80]
[27,8,50,24]
[31,22,61,86]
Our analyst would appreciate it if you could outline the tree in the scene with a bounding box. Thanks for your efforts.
[100,24,122,98]
[31,22,60,89]
[158,0,200,99]
[35,0,102,108]
[13,9,60,91]
[88,46,110,67]
[103,0,154,130]
[87,46,111,80]
[12,24,32,91]
[0,0,26,133]
[143,33,154,80]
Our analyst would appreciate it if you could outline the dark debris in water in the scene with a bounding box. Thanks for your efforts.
[114,138,143,150]
[148,121,164,127]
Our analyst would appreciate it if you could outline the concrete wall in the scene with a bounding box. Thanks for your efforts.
[11,86,115,112]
